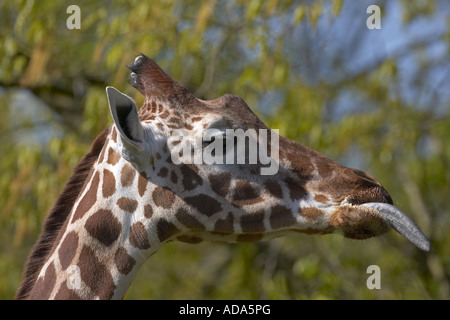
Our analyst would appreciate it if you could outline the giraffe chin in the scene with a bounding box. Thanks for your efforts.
[360,202,431,252]
[330,205,390,241]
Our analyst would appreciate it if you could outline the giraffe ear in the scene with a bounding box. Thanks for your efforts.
[106,86,144,154]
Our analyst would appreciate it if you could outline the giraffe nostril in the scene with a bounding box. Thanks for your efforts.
[347,169,393,205]
[352,169,377,183]
[347,186,393,206]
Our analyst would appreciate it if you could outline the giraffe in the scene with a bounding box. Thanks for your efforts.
[16,54,430,300]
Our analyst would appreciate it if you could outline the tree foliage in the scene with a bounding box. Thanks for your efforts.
[0,0,449,299]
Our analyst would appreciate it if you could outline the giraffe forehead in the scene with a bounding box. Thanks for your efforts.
[137,91,264,135]
[141,101,236,129]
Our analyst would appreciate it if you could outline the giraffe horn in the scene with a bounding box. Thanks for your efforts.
[360,202,430,251]
[127,54,180,98]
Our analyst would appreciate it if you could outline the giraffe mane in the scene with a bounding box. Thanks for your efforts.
[15,127,111,299]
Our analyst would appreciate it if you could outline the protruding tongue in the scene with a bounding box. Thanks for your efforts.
[360,202,430,251]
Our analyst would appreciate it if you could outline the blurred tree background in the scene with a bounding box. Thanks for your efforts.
[0,0,449,299]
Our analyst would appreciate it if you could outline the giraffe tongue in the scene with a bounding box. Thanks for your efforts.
[360,202,431,252]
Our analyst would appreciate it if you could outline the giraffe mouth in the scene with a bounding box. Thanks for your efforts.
[360,202,430,251]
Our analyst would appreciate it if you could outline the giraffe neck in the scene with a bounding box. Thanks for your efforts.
[21,129,163,299]
[27,164,160,299]
[27,221,159,300]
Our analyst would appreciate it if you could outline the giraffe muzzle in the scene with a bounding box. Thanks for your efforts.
[360,202,430,251]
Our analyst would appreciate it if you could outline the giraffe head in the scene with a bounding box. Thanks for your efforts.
[106,54,429,251]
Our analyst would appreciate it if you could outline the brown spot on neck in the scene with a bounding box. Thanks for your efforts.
[181,165,203,191]
[214,212,234,234]
[72,171,100,222]
[231,180,264,207]
[102,169,116,198]
[157,167,168,178]
[270,205,296,229]
[208,172,231,197]
[156,219,181,242]
[240,210,265,233]
[27,263,56,299]
[314,194,329,204]
[170,170,178,184]
[58,231,79,271]
[117,197,138,213]
[184,194,222,217]
[77,245,115,299]
[137,172,148,197]
[129,222,150,249]
[280,137,317,182]
[152,186,176,209]
[85,209,121,247]
[264,180,283,199]
[175,208,205,231]
[299,207,323,223]
[232,180,260,201]
[114,247,136,275]
[120,162,136,187]
[106,147,121,165]
[144,204,153,219]
[286,180,306,200]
